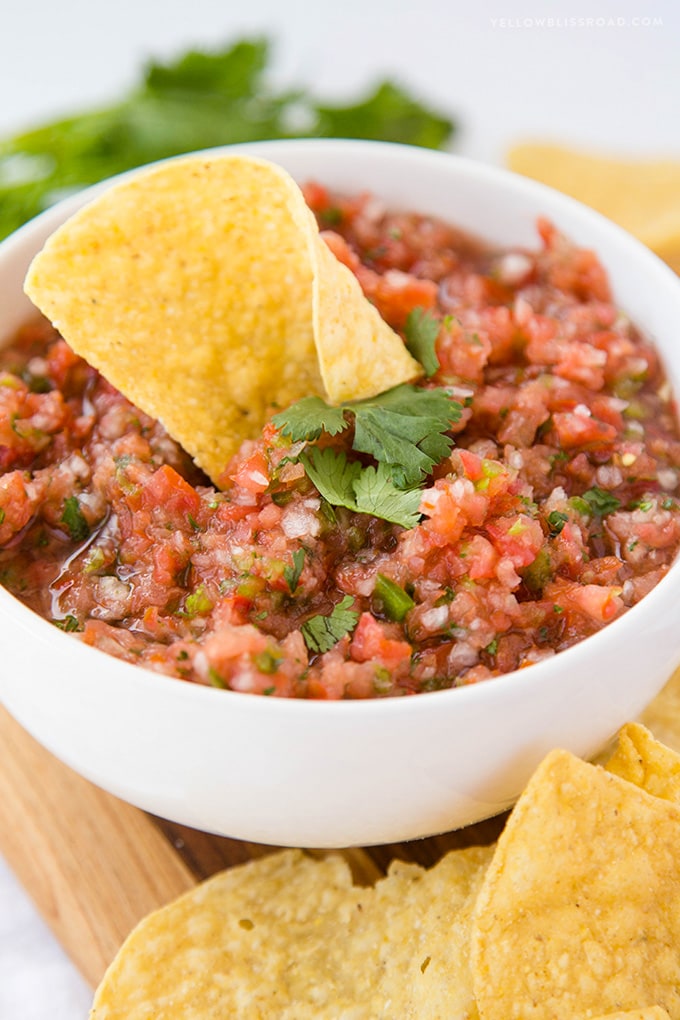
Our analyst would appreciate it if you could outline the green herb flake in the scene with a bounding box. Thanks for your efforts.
[60,496,90,542]
[0,508,5,525]
[53,614,82,632]
[484,638,498,656]
[283,548,305,594]
[581,487,621,517]
[547,510,569,535]
[301,595,359,654]
[404,307,440,377]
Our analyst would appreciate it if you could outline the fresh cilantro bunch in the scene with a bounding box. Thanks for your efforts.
[272,383,462,529]
[0,38,455,241]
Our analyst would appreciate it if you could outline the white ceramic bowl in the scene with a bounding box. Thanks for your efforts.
[2,140,680,848]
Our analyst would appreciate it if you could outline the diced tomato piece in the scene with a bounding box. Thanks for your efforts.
[486,515,545,569]
[0,471,39,543]
[140,464,201,517]
[350,612,412,669]
[464,534,499,580]
[545,579,623,622]
[229,449,270,495]
[552,411,618,449]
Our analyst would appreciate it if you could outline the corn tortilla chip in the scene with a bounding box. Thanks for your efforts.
[25,155,420,484]
[638,665,680,753]
[507,143,680,272]
[606,722,680,806]
[90,849,362,1019]
[591,1010,671,1020]
[90,843,491,1018]
[470,749,680,1020]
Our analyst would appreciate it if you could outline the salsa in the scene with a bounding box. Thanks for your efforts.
[1,187,680,698]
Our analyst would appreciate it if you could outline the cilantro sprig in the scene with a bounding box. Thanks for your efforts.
[404,308,441,377]
[0,39,455,242]
[283,548,305,594]
[272,384,461,529]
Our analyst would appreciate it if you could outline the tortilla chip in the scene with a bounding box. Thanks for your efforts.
[393,846,492,1020]
[25,155,420,484]
[90,849,362,1019]
[638,665,680,753]
[90,842,492,1018]
[606,722,680,806]
[470,749,680,1020]
[507,143,680,272]
[591,1010,671,1020]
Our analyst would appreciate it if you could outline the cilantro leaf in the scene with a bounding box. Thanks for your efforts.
[313,81,453,150]
[301,595,359,654]
[350,385,460,487]
[581,487,621,517]
[300,447,363,510]
[301,447,422,528]
[0,39,455,242]
[277,384,461,490]
[352,462,423,528]
[60,496,90,542]
[283,548,305,594]
[272,397,347,442]
[404,308,440,377]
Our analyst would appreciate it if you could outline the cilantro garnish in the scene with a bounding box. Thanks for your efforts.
[283,548,305,594]
[273,384,461,528]
[272,397,347,442]
[301,595,359,654]
[0,39,454,242]
[581,488,621,517]
[275,382,460,478]
[60,496,90,542]
[301,448,422,529]
[404,308,440,377]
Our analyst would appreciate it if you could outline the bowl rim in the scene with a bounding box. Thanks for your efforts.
[2,136,680,718]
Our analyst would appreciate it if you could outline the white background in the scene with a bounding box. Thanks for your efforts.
[0,1,677,1017]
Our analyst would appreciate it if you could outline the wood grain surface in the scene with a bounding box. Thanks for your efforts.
[0,703,505,990]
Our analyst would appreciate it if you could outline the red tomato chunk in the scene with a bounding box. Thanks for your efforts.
[1,193,680,699]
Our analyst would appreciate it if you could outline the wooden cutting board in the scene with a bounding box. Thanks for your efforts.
[0,703,505,990]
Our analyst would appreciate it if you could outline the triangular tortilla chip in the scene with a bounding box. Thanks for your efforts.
[471,749,680,1020]
[25,155,420,483]
[606,721,680,806]
[507,143,680,271]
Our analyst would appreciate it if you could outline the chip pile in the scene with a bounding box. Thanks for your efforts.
[90,716,680,1019]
